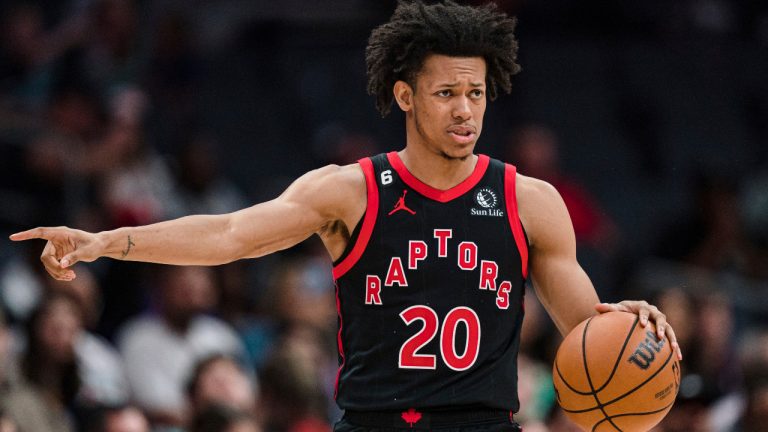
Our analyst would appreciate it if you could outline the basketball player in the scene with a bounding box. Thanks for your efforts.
[10,1,682,430]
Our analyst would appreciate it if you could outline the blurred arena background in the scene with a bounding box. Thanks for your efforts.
[0,1,767,431]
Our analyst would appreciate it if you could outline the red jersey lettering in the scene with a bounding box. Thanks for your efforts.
[408,241,428,270]
[365,275,382,305]
[385,257,408,286]
[496,280,512,310]
[433,229,453,258]
[457,242,478,270]
[479,260,498,290]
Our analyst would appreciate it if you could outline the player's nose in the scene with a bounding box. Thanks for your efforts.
[451,96,472,121]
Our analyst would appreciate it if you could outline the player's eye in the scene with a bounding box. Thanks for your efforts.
[435,90,452,97]
[469,89,484,98]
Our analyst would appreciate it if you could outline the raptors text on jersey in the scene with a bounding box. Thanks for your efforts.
[332,152,529,412]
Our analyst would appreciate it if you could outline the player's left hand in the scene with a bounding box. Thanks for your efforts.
[595,301,683,361]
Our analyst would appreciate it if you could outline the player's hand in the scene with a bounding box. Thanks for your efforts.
[595,301,683,361]
[9,227,102,281]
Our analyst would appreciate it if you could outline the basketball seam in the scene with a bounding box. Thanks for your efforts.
[554,315,640,397]
[581,317,624,432]
[554,360,593,396]
[591,401,676,431]
[558,334,677,414]
[593,315,640,393]
[597,348,676,408]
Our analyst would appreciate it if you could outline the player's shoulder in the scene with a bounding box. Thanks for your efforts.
[515,173,571,244]
[301,162,365,193]
[515,173,562,206]
[288,162,367,214]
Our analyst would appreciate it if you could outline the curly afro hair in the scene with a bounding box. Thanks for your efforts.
[366,0,521,117]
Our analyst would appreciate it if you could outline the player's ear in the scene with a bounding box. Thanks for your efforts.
[393,80,413,112]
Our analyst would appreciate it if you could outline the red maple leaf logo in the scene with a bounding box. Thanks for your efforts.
[401,408,422,427]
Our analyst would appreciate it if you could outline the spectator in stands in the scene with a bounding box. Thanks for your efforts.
[259,257,340,421]
[0,412,18,432]
[190,404,260,432]
[2,293,82,432]
[654,288,695,359]
[258,330,332,432]
[310,123,379,167]
[211,260,276,372]
[85,405,150,432]
[740,334,768,431]
[0,250,130,406]
[144,9,203,146]
[241,255,337,376]
[0,2,85,110]
[740,168,768,278]
[543,404,582,432]
[262,257,336,332]
[0,3,48,109]
[21,83,107,227]
[0,410,17,432]
[0,308,17,432]
[117,265,245,427]
[58,268,130,406]
[0,308,19,409]
[739,372,768,432]
[0,243,45,323]
[656,172,765,278]
[505,123,621,299]
[167,132,248,218]
[654,394,713,432]
[653,288,743,432]
[186,354,257,416]
[99,86,178,227]
[0,307,7,351]
[505,124,619,252]
[516,352,555,430]
[691,291,742,401]
[517,288,558,429]
[80,0,143,96]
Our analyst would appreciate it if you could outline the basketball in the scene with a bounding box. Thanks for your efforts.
[552,311,681,431]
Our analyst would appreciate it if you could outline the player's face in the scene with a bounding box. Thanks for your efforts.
[408,55,487,160]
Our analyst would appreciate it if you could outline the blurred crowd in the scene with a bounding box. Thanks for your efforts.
[0,1,766,432]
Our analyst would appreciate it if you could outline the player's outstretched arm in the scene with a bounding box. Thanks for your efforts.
[10,164,365,281]
[518,175,682,360]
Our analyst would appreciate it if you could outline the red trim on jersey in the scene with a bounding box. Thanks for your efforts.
[333,158,379,280]
[505,164,529,279]
[387,152,490,203]
[333,282,345,400]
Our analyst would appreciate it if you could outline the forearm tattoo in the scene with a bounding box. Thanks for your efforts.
[121,235,135,259]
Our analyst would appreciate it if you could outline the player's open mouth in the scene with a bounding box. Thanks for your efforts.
[449,132,475,143]
[447,126,476,144]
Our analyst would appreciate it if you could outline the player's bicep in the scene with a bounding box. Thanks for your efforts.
[226,166,345,258]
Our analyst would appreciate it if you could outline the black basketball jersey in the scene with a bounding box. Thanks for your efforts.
[332,151,529,412]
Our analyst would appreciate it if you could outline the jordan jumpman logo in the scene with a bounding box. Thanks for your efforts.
[388,189,416,215]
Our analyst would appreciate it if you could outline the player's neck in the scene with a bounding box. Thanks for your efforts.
[398,145,478,190]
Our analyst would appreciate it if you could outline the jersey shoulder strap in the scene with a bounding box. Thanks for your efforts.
[503,162,529,279]
[332,155,380,280]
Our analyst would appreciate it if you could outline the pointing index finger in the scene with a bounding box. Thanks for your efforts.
[9,227,50,241]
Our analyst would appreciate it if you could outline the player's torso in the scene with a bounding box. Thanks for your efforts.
[333,152,529,411]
